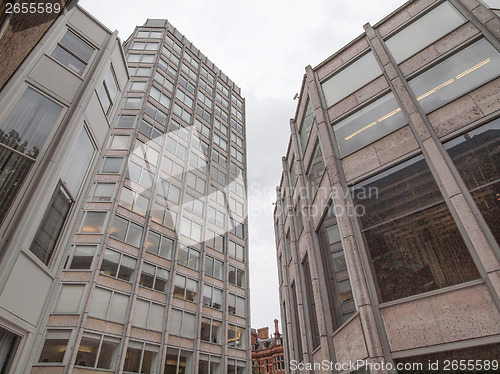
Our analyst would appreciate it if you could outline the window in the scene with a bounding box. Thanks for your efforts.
[131,41,159,50]
[201,317,222,344]
[293,202,304,236]
[290,282,303,360]
[210,186,226,206]
[229,265,245,288]
[307,142,325,198]
[75,332,120,369]
[321,51,382,108]
[230,219,244,239]
[157,178,181,204]
[201,67,214,83]
[215,106,228,122]
[186,171,206,194]
[231,118,244,135]
[205,255,224,280]
[199,354,222,374]
[409,39,500,114]
[127,53,155,63]
[183,53,199,70]
[165,35,182,54]
[127,161,154,189]
[100,248,136,282]
[101,157,123,173]
[65,244,98,270]
[128,66,152,77]
[285,230,292,264]
[169,119,189,141]
[177,245,201,270]
[0,327,21,371]
[54,284,85,313]
[181,63,197,81]
[97,65,119,114]
[136,30,162,38]
[184,192,204,216]
[133,299,164,331]
[163,156,184,180]
[88,287,129,323]
[0,88,63,224]
[150,202,177,229]
[216,93,229,109]
[79,211,106,233]
[181,218,203,241]
[217,82,229,97]
[211,166,226,185]
[140,262,169,292]
[130,81,148,92]
[198,91,213,108]
[298,99,314,153]
[333,92,407,157]
[117,115,136,128]
[133,139,159,165]
[176,89,194,108]
[228,240,245,261]
[190,152,209,174]
[445,119,500,244]
[38,330,71,363]
[154,70,174,92]
[158,58,178,79]
[139,120,162,143]
[145,230,173,259]
[213,133,227,151]
[162,46,179,65]
[231,131,243,148]
[232,94,244,109]
[51,30,94,75]
[196,105,212,122]
[227,324,246,349]
[120,187,149,216]
[123,340,160,374]
[203,284,223,310]
[166,137,187,160]
[144,102,167,125]
[228,293,245,317]
[199,79,214,96]
[318,205,355,327]
[178,75,196,95]
[231,146,244,164]
[109,134,130,150]
[29,183,72,265]
[169,309,196,338]
[208,206,225,228]
[109,216,143,247]
[302,255,320,349]
[173,274,197,302]
[230,162,243,178]
[150,86,171,109]
[206,230,225,253]
[352,155,479,302]
[385,2,467,64]
[90,183,115,202]
[195,118,211,138]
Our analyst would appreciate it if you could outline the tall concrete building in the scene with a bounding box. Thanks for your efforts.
[0,5,250,374]
[274,0,500,372]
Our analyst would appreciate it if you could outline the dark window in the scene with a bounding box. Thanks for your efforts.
[0,327,21,372]
[352,155,480,302]
[51,31,94,75]
[302,255,320,350]
[29,183,72,265]
[445,119,500,245]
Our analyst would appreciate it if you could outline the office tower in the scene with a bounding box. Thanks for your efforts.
[274,0,500,373]
[0,8,250,374]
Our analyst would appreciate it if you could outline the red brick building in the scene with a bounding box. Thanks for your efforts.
[251,320,285,374]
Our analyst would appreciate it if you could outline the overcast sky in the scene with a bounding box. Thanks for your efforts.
[79,0,407,332]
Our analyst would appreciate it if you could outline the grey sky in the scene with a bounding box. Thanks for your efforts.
[79,0,406,331]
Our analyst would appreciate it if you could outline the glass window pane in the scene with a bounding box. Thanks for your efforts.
[409,39,500,113]
[321,52,382,107]
[59,31,94,62]
[108,292,128,323]
[54,284,84,313]
[169,309,182,336]
[333,93,406,157]
[70,245,96,269]
[88,287,110,319]
[39,330,71,363]
[386,2,467,63]
[96,336,120,370]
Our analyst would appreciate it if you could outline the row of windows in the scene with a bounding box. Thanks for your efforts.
[38,327,248,369]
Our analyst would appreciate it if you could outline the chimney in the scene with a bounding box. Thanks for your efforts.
[257,327,269,340]
[274,319,280,335]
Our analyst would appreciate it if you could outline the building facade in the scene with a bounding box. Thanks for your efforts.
[274,0,500,373]
[251,320,285,374]
[0,7,250,374]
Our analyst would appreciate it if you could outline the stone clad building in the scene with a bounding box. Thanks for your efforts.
[274,0,500,372]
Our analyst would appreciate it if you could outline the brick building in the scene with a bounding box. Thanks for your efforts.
[252,320,285,374]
